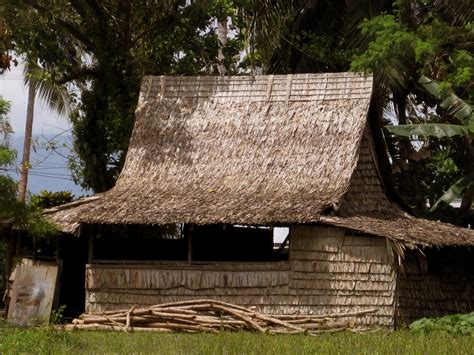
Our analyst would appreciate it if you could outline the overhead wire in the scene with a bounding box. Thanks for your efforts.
[2,167,72,177]
[27,172,74,181]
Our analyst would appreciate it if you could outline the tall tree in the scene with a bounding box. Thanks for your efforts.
[237,0,473,225]
[212,0,233,76]
[17,59,71,202]
[2,0,242,192]
[350,0,474,224]
[17,72,35,203]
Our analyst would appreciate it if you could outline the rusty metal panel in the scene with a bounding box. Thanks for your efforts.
[7,264,58,326]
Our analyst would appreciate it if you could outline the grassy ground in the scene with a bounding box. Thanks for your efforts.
[1,326,473,355]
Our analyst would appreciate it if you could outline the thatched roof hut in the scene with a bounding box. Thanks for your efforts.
[49,73,474,248]
[44,73,474,328]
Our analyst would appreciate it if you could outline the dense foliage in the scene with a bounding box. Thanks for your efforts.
[410,313,474,335]
[1,0,244,192]
[0,98,56,237]
[1,0,473,225]
[247,0,473,225]
[0,16,12,72]
[350,3,473,224]
[0,99,17,222]
[30,190,74,209]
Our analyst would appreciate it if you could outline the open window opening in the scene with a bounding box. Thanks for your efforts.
[90,223,289,262]
[188,225,289,262]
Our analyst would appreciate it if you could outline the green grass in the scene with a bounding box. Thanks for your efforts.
[0,326,473,354]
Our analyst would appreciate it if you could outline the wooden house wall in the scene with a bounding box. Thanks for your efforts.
[395,249,474,327]
[290,226,396,327]
[85,262,290,313]
[85,225,397,327]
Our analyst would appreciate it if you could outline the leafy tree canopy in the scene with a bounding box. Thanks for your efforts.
[1,0,473,226]
[349,0,473,224]
[239,0,473,225]
[2,0,244,192]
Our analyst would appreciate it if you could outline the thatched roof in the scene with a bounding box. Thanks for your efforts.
[79,73,374,225]
[45,73,474,247]
[43,195,102,236]
[321,214,474,248]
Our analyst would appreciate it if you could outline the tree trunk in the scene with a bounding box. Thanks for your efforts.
[18,78,36,203]
[460,136,474,215]
[394,94,411,162]
[217,17,228,76]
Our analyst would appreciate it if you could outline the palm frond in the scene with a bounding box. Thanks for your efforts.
[386,123,469,138]
[434,0,474,26]
[374,54,414,96]
[23,60,71,116]
[344,0,394,50]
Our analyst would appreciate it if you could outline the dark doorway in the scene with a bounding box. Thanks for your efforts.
[56,234,88,319]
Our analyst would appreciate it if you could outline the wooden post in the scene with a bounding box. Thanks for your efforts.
[55,234,60,261]
[4,226,15,318]
[4,225,15,285]
[32,237,37,262]
[88,232,94,264]
[15,232,21,259]
[187,225,193,265]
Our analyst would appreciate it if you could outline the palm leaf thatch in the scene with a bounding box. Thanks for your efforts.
[45,73,474,248]
[77,73,372,225]
[43,195,103,235]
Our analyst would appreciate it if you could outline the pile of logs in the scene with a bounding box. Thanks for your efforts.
[63,299,376,335]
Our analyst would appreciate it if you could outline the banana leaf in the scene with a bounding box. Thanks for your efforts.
[386,123,468,138]
[419,75,474,132]
[430,175,474,211]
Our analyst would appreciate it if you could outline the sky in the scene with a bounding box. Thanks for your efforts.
[0,62,71,136]
[0,61,87,196]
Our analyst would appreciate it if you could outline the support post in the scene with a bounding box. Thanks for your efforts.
[187,225,193,265]
[88,231,94,264]
[4,225,15,285]
[3,226,15,318]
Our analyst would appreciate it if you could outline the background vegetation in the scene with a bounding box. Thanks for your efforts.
[0,0,472,227]
[410,312,474,335]
[0,98,56,236]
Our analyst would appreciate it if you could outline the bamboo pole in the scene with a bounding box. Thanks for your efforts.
[66,299,377,335]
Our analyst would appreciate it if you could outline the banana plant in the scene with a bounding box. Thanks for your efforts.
[386,76,474,138]
[385,75,474,211]
[430,174,474,211]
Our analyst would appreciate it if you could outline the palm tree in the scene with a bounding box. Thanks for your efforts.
[17,70,35,203]
[238,0,473,222]
[236,0,393,74]
[217,16,228,76]
[17,59,70,203]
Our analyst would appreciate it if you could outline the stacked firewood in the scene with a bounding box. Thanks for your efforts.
[63,299,376,335]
